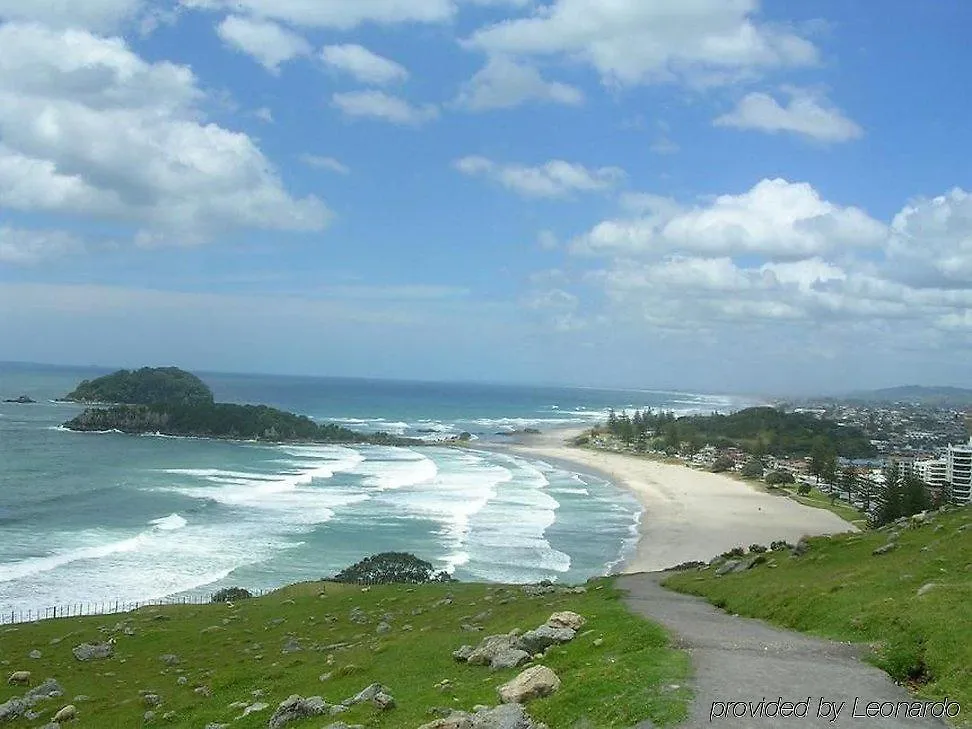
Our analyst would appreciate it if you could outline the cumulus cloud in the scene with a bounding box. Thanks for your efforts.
[715,88,863,142]
[465,0,817,87]
[0,0,142,32]
[320,44,409,85]
[565,180,972,348]
[455,156,625,198]
[216,15,312,71]
[0,23,329,245]
[573,178,886,259]
[455,56,583,111]
[180,0,455,30]
[332,90,439,126]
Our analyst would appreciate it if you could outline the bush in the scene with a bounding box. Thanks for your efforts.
[711,455,734,473]
[749,544,767,553]
[765,470,796,486]
[797,483,813,496]
[720,546,745,559]
[332,552,454,584]
[740,459,765,479]
[211,586,252,603]
[770,540,792,552]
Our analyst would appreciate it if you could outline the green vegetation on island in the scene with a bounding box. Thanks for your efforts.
[331,552,454,585]
[0,575,691,728]
[664,506,972,720]
[63,402,417,446]
[60,367,418,446]
[62,367,214,406]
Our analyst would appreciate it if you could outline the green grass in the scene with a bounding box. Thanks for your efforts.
[0,579,690,728]
[664,506,972,725]
[778,485,869,527]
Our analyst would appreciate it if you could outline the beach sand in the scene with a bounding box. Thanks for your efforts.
[501,429,857,574]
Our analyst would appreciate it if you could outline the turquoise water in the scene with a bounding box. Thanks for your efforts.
[0,363,748,614]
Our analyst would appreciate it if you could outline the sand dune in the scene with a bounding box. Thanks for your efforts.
[505,430,857,573]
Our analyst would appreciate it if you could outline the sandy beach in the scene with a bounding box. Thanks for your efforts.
[501,429,857,573]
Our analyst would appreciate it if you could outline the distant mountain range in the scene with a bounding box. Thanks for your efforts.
[842,386,972,406]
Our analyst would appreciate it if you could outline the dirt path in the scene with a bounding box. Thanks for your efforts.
[619,573,951,728]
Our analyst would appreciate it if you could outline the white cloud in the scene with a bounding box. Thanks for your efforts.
[332,90,439,126]
[0,23,329,245]
[0,0,142,32]
[887,188,972,288]
[465,0,817,87]
[715,88,863,142]
[181,0,454,30]
[455,156,625,198]
[320,44,408,85]
[253,107,274,123]
[574,179,886,259]
[455,56,583,111]
[299,154,350,174]
[216,15,312,71]
[0,226,81,264]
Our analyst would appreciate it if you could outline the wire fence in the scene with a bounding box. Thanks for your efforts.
[0,590,271,626]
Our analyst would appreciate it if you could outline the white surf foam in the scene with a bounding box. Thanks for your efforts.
[150,513,187,531]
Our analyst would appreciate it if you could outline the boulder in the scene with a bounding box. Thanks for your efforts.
[373,691,395,711]
[872,542,896,556]
[268,695,328,729]
[418,704,546,729]
[465,635,523,669]
[498,666,561,704]
[545,612,585,631]
[344,683,386,706]
[0,697,28,722]
[72,643,113,661]
[6,671,30,686]
[516,625,575,655]
[26,678,64,702]
[158,654,180,666]
[715,560,739,576]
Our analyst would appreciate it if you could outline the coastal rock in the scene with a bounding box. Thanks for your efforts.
[3,395,36,404]
[497,666,561,704]
[268,695,328,729]
[516,625,575,655]
[545,611,585,631]
[715,560,740,576]
[461,634,531,671]
[72,642,113,661]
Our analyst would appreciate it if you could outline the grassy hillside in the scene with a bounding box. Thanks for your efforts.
[664,506,972,723]
[0,579,690,728]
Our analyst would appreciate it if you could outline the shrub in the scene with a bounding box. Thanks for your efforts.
[711,455,734,473]
[797,483,813,496]
[720,546,745,559]
[765,470,796,486]
[749,544,767,553]
[332,552,453,584]
[770,540,792,552]
[740,459,765,479]
[211,586,252,603]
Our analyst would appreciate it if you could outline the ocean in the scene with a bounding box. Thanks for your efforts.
[0,363,749,616]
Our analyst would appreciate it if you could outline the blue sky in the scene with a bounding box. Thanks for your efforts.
[1,0,970,395]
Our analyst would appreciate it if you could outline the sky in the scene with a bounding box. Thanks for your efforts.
[0,0,970,395]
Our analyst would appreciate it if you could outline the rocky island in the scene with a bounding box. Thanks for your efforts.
[3,395,36,404]
[61,367,419,446]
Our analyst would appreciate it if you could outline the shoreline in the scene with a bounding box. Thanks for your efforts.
[494,428,857,574]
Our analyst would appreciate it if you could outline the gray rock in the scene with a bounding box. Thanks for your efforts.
[143,693,162,707]
[144,710,157,722]
[238,701,268,718]
[268,695,328,729]
[715,560,739,576]
[516,625,575,655]
[28,650,42,660]
[72,642,113,661]
[490,648,531,670]
[917,582,939,597]
[464,634,522,668]
[417,703,544,729]
[545,611,585,631]
[872,542,896,556]
[452,645,475,662]
[158,654,180,666]
[0,697,27,721]
[345,682,385,705]
[25,678,64,702]
[281,637,302,654]
[375,621,391,634]
[373,691,396,711]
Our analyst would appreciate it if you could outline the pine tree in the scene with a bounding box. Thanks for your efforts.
[874,462,903,526]
[841,465,858,503]
[902,472,932,516]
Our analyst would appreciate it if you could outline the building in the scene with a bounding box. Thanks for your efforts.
[946,438,972,505]
[914,458,949,490]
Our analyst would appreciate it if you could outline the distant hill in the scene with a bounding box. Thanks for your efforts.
[62,367,214,406]
[844,385,972,407]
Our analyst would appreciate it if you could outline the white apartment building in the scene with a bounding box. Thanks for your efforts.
[947,438,972,505]
[914,457,949,490]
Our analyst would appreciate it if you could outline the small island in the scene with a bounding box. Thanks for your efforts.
[3,395,36,404]
[61,367,419,446]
